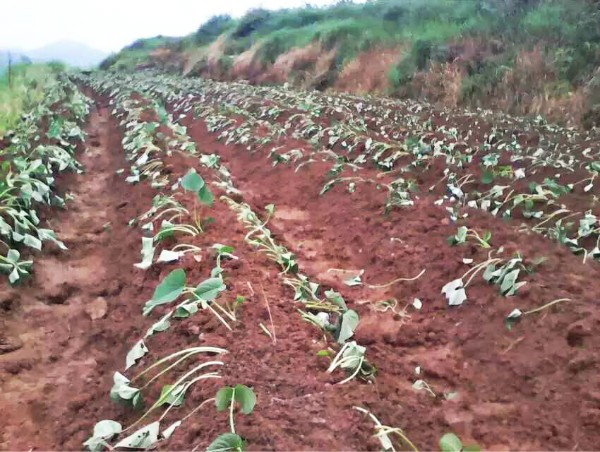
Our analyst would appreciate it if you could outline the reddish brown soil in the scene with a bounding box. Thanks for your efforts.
[0,103,157,449]
[182,116,600,450]
[1,92,600,452]
[333,48,402,94]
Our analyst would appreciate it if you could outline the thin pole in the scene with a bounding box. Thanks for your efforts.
[7,51,12,90]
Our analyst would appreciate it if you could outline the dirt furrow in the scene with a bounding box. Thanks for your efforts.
[0,101,154,450]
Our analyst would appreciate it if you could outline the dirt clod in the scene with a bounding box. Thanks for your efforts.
[85,297,108,320]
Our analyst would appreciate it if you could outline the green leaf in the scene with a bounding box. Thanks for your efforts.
[441,279,467,306]
[181,169,205,192]
[439,433,463,452]
[83,420,122,452]
[207,433,245,452]
[344,272,363,287]
[109,372,143,410]
[233,384,256,415]
[23,234,42,251]
[215,385,256,415]
[200,154,220,168]
[38,228,67,250]
[8,267,20,284]
[455,226,468,244]
[482,231,492,244]
[215,386,234,412]
[336,310,360,344]
[194,277,226,301]
[158,384,187,407]
[325,290,347,311]
[145,313,172,338]
[156,103,168,123]
[6,249,20,263]
[499,269,520,296]
[143,269,186,315]
[213,244,235,255]
[482,264,497,282]
[198,185,214,206]
[174,300,200,319]
[504,308,522,331]
[481,170,494,185]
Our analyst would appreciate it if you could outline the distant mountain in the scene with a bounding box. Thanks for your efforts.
[26,41,107,68]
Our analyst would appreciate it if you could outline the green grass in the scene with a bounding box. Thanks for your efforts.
[0,64,58,137]
[255,17,397,66]
[100,0,600,113]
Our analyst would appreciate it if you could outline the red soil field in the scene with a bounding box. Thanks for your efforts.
[1,74,600,451]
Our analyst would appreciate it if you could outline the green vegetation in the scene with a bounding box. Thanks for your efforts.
[0,63,65,136]
[0,73,89,283]
[100,0,600,126]
[72,67,600,449]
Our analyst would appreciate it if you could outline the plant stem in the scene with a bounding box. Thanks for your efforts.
[462,258,502,287]
[523,298,570,316]
[367,269,426,289]
[229,387,236,434]
[261,283,277,344]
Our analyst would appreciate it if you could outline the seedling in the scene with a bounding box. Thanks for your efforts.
[442,250,527,306]
[384,177,417,212]
[180,168,213,206]
[86,347,227,451]
[505,298,570,330]
[354,406,418,452]
[222,197,298,274]
[412,379,436,397]
[327,341,376,384]
[448,226,492,248]
[0,249,33,284]
[207,384,256,452]
[142,268,232,331]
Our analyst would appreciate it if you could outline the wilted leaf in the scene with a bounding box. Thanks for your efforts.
[336,310,360,344]
[114,422,160,449]
[125,339,148,370]
[158,384,187,407]
[441,279,467,306]
[83,420,122,452]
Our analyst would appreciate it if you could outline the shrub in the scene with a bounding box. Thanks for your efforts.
[195,15,235,45]
[256,29,313,64]
[233,9,272,39]
[459,60,511,101]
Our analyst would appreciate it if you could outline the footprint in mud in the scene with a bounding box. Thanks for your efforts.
[42,282,79,305]
[0,330,24,354]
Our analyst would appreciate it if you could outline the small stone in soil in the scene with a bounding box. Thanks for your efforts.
[85,297,108,320]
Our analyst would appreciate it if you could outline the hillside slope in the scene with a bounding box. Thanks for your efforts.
[101,0,600,127]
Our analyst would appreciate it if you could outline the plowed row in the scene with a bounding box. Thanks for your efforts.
[1,72,600,451]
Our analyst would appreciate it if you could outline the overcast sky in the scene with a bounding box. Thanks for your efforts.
[2,0,342,53]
